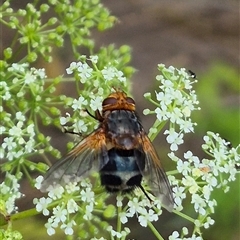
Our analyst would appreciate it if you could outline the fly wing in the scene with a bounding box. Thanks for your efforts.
[136,133,174,212]
[40,129,109,192]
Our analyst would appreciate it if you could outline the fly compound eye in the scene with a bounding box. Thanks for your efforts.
[102,97,118,107]
[126,97,135,104]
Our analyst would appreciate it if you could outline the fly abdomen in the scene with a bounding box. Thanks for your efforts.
[100,148,145,193]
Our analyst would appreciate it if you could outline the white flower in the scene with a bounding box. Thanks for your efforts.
[77,63,93,83]
[80,187,94,203]
[115,70,126,82]
[33,68,46,79]
[26,123,35,135]
[60,112,71,125]
[164,128,184,151]
[106,226,122,238]
[47,185,65,200]
[178,118,195,133]
[65,182,80,194]
[172,186,186,210]
[80,178,92,188]
[90,96,103,111]
[127,197,144,217]
[0,174,24,214]
[101,66,116,81]
[60,220,76,235]
[138,209,158,227]
[188,234,203,240]
[89,55,98,64]
[83,203,94,220]
[8,63,28,72]
[155,106,168,122]
[203,216,215,229]
[67,199,78,213]
[182,227,189,235]
[202,185,211,200]
[1,137,15,150]
[116,195,123,207]
[169,231,181,240]
[2,88,11,100]
[16,111,26,121]
[71,96,87,111]
[119,211,128,224]
[66,62,77,74]
[33,197,52,216]
[24,71,35,84]
[52,206,67,223]
[45,218,56,236]
[169,108,183,123]
[73,119,87,133]
[201,173,217,189]
[191,194,206,215]
[9,121,23,137]
[34,176,44,190]
[177,159,190,176]
[184,151,200,164]
[106,226,130,238]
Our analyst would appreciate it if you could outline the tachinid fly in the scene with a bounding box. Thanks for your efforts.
[40,91,174,211]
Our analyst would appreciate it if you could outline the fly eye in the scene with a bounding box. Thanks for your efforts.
[126,97,135,104]
[102,97,118,106]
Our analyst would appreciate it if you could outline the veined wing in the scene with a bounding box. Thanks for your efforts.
[40,129,109,192]
[136,133,174,212]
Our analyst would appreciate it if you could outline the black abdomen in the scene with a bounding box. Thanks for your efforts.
[100,148,145,193]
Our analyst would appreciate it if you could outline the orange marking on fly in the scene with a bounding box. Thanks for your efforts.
[141,134,163,169]
[102,91,136,112]
[70,130,107,155]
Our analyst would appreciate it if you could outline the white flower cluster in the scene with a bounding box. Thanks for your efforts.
[202,132,239,190]
[66,56,127,86]
[0,173,24,215]
[1,63,46,100]
[168,131,239,236]
[66,61,93,84]
[116,193,162,226]
[169,228,202,240]
[106,226,130,239]
[34,176,95,236]
[62,56,128,134]
[0,111,36,161]
[59,93,102,134]
[101,194,162,239]
[144,65,200,151]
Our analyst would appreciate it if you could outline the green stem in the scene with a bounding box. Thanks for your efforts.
[172,209,195,223]
[0,208,40,226]
[148,119,167,142]
[167,170,179,175]
[116,204,122,240]
[22,163,33,183]
[147,221,164,240]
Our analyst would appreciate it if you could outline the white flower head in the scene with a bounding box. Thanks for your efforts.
[71,96,87,111]
[89,55,98,64]
[66,62,78,74]
[164,128,184,151]
[77,63,93,83]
